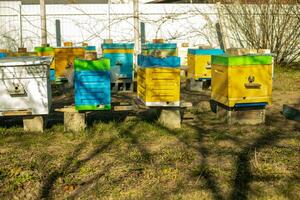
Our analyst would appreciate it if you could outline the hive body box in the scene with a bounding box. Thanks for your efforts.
[54,47,85,79]
[142,43,177,57]
[211,55,273,108]
[137,54,181,107]
[74,58,111,111]
[102,43,134,79]
[137,67,180,107]
[188,49,224,80]
[35,47,55,81]
[0,57,52,116]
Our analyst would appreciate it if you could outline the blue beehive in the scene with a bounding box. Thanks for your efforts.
[102,43,134,79]
[74,58,111,111]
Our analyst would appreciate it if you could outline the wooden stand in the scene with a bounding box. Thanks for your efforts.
[186,78,210,92]
[216,104,266,125]
[23,116,45,132]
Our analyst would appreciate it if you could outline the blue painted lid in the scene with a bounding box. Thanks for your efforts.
[85,46,96,51]
[138,54,180,68]
[102,43,134,49]
[142,43,177,49]
[188,49,224,55]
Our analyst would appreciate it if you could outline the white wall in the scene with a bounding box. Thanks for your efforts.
[0,2,220,51]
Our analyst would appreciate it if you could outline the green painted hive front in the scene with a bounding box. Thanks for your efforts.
[74,58,111,111]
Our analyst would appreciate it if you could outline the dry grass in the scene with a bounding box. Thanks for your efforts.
[0,66,299,199]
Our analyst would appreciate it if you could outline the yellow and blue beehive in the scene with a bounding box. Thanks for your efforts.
[211,54,273,108]
[102,43,134,79]
[187,48,224,80]
[53,47,85,79]
[137,55,181,107]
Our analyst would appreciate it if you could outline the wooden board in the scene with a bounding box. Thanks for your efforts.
[2,110,32,116]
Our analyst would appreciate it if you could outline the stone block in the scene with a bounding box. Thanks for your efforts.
[23,116,45,132]
[64,112,86,132]
[158,108,181,129]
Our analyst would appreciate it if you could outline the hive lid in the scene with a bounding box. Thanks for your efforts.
[211,54,273,66]
[74,58,110,71]
[188,49,224,55]
[101,43,134,49]
[0,56,52,66]
[142,43,177,50]
[34,47,54,53]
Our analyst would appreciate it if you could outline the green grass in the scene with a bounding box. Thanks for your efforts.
[0,67,299,199]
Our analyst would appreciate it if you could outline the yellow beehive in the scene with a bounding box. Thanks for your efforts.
[187,49,224,80]
[137,67,180,107]
[211,54,273,108]
[54,47,85,78]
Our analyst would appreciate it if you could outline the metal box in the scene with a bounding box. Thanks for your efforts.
[211,54,273,108]
[188,49,224,80]
[142,43,177,57]
[54,47,85,79]
[102,43,134,79]
[74,58,111,111]
[0,57,52,116]
[137,67,180,107]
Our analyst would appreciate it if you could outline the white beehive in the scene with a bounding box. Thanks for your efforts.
[0,57,52,116]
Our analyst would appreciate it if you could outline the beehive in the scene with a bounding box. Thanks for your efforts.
[142,43,177,58]
[102,43,134,79]
[53,47,85,79]
[74,58,111,111]
[211,54,273,108]
[188,49,224,80]
[137,55,181,107]
[0,57,52,116]
[35,47,55,73]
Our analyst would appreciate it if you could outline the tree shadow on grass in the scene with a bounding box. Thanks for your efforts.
[153,121,225,200]
[39,134,116,199]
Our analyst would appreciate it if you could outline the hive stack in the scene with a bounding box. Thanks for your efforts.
[211,54,273,124]
[53,47,85,81]
[74,58,111,111]
[0,49,8,58]
[137,42,181,107]
[102,43,134,80]
[35,47,55,81]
